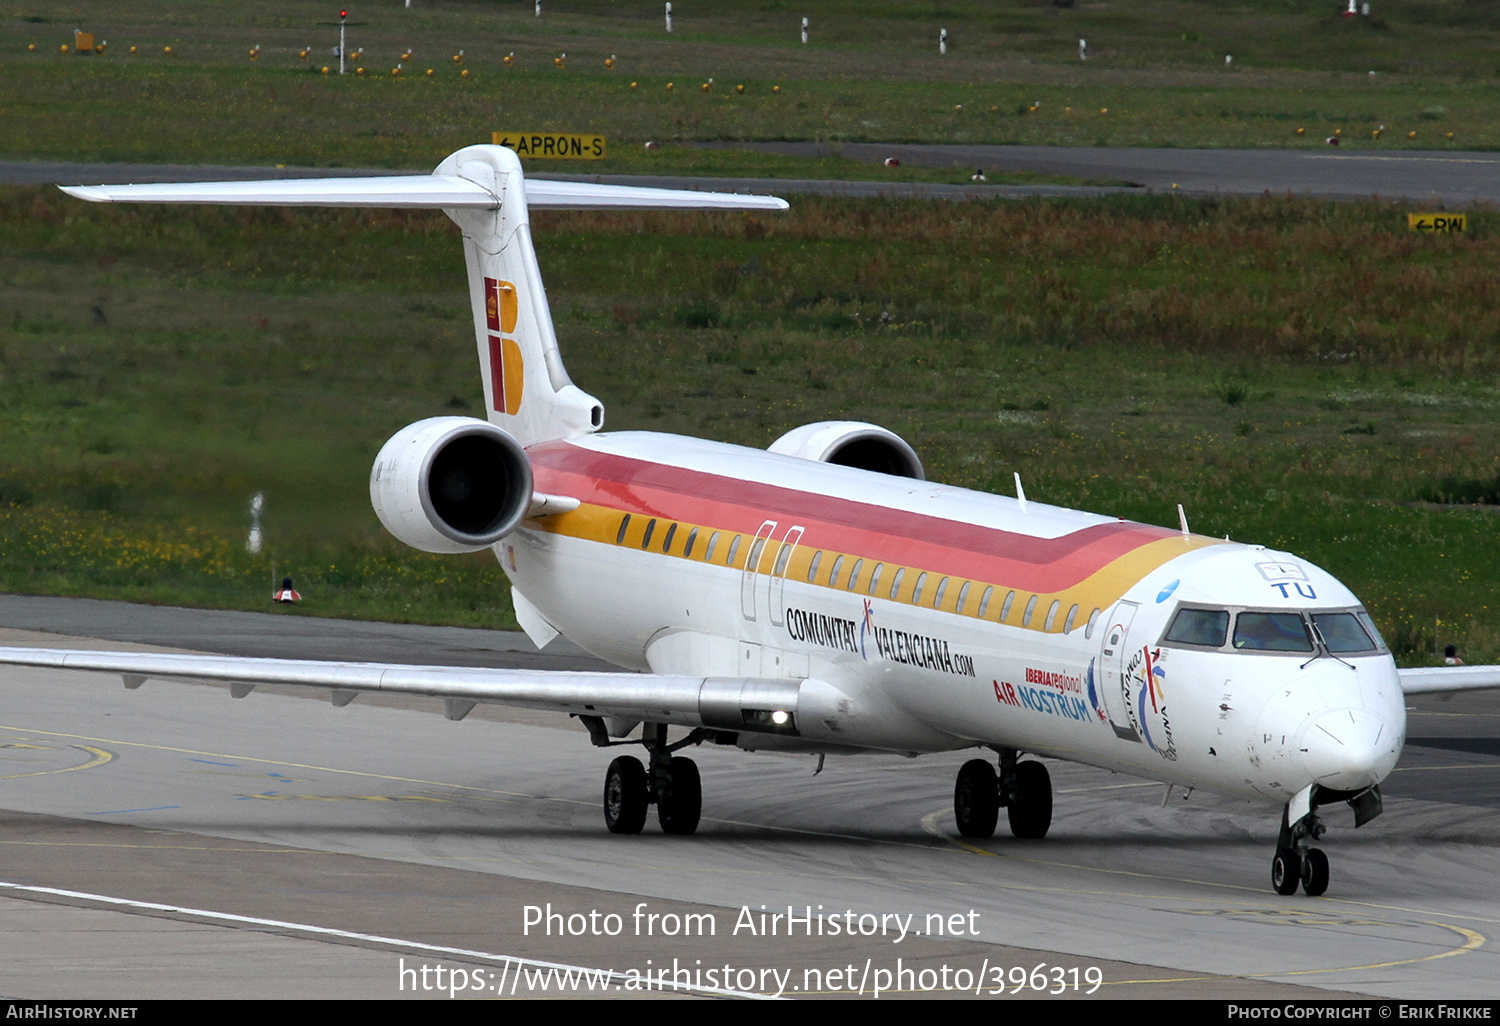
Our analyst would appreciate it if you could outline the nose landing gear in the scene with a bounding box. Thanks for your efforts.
[1270,783,1380,896]
[953,749,1052,840]
[1273,799,1330,896]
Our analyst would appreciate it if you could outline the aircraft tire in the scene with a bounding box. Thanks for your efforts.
[954,759,999,838]
[657,756,702,836]
[604,756,649,834]
[1007,760,1052,839]
[1272,847,1301,895]
[1301,847,1329,897]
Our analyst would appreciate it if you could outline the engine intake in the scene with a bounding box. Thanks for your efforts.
[768,421,924,480]
[370,416,533,553]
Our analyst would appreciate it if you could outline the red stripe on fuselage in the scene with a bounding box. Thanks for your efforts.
[528,441,1177,595]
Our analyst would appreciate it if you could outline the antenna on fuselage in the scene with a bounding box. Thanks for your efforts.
[1177,503,1190,537]
[1014,472,1028,513]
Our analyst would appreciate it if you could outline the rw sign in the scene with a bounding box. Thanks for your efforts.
[1407,213,1466,233]
[492,132,606,159]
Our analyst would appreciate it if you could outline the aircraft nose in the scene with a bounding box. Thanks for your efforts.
[1301,707,1398,791]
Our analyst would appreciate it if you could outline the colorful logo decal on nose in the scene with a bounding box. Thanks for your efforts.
[1156,578,1179,603]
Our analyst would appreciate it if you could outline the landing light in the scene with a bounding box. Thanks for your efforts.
[771,710,789,726]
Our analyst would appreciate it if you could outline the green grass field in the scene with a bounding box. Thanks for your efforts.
[2,0,1499,663]
[2,0,1497,172]
[2,186,1499,662]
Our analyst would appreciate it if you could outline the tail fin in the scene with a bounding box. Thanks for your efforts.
[61,145,787,446]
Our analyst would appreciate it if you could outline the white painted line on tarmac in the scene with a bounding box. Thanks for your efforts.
[0,880,779,1000]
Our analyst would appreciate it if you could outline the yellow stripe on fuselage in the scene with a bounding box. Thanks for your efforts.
[527,503,1222,636]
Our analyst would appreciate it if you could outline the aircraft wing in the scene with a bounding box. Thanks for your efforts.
[0,646,802,735]
[1398,665,1500,695]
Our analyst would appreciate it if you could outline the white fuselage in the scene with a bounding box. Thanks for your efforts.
[501,431,1406,806]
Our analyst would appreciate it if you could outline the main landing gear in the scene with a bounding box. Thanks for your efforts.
[953,749,1052,840]
[595,722,707,836]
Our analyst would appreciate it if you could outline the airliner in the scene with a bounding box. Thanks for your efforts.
[4,144,1496,896]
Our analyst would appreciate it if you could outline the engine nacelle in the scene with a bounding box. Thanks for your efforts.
[370,417,533,554]
[767,421,924,480]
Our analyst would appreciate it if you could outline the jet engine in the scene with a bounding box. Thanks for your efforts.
[370,416,533,553]
[767,421,924,480]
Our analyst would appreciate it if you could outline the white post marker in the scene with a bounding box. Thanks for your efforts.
[536,0,541,15]
[247,492,264,555]
[1079,37,1087,60]
[801,16,808,44]
[940,27,948,54]
[339,9,346,75]
[665,2,672,33]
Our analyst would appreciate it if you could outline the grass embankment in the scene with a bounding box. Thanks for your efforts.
[2,0,1497,172]
[1,186,1498,661]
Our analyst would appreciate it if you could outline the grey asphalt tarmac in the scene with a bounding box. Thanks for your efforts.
[0,597,1496,1000]
[6,144,1497,202]
[2,147,1497,1000]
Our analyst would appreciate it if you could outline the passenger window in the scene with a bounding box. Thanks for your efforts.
[912,572,927,605]
[807,551,823,584]
[847,559,864,591]
[882,566,899,598]
[1044,599,1060,631]
[829,555,845,588]
[1085,608,1101,639]
[1022,595,1038,627]
[1063,604,1079,633]
[747,537,766,572]
[934,577,949,609]
[705,531,720,563]
[1312,612,1377,654]
[977,585,993,618]
[773,541,793,576]
[661,522,677,553]
[1000,590,1016,623]
[684,527,699,559]
[641,518,657,549]
[616,514,631,545]
[1234,612,1313,652]
[869,563,885,595]
[1165,608,1229,647]
[956,581,971,614]
[727,535,742,566]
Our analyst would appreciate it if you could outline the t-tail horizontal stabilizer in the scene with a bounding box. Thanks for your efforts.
[59,164,789,214]
[59,145,788,447]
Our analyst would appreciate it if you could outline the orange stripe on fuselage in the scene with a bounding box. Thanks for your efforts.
[527,441,1207,597]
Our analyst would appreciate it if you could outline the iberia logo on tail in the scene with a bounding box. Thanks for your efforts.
[485,276,524,415]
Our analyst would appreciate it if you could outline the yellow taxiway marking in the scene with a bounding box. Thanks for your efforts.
[0,722,565,804]
[1102,923,1483,987]
[0,744,112,780]
[919,808,1489,983]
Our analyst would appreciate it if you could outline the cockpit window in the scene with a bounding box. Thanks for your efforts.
[1164,608,1229,647]
[1234,612,1313,652]
[1356,611,1388,651]
[1311,612,1378,654]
